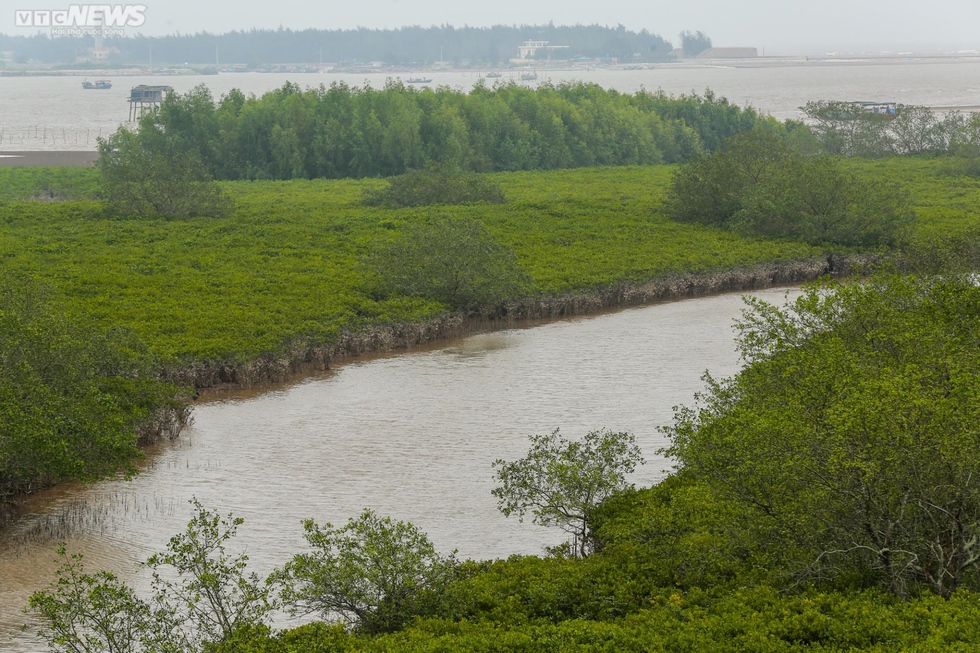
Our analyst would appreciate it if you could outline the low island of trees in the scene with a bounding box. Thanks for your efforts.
[116,82,766,181]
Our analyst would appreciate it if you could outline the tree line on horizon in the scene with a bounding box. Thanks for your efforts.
[0,24,676,66]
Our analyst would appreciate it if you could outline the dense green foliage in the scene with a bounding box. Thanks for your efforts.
[30,499,276,652]
[276,510,458,635]
[132,82,770,180]
[0,24,675,66]
[802,100,980,158]
[97,122,232,218]
[0,164,823,363]
[0,277,189,499]
[0,157,977,368]
[666,129,916,246]
[41,478,980,651]
[223,587,980,651]
[362,163,505,208]
[666,274,980,598]
[492,429,643,557]
[367,214,528,313]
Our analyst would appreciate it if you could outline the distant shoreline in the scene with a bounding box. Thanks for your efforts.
[2,53,980,79]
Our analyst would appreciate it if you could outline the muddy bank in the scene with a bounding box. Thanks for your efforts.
[165,256,867,390]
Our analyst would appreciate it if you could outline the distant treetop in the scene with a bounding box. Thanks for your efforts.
[679,30,713,57]
[0,24,677,66]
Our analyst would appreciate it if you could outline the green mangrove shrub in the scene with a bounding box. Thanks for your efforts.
[98,121,232,218]
[29,499,277,652]
[276,509,458,635]
[0,276,190,501]
[666,274,980,597]
[492,429,643,558]
[666,129,915,247]
[363,163,505,208]
[368,214,529,313]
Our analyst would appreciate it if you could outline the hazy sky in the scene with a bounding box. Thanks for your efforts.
[5,0,980,54]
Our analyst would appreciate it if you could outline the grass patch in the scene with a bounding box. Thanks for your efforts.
[2,160,973,365]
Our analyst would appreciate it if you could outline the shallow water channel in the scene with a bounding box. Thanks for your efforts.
[0,286,801,648]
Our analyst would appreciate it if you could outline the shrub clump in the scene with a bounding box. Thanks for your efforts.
[665,129,915,247]
[367,214,528,313]
[363,164,506,209]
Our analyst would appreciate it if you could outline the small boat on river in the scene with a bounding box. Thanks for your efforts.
[82,79,112,90]
[405,77,433,84]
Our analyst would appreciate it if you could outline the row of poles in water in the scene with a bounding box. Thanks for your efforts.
[0,126,110,145]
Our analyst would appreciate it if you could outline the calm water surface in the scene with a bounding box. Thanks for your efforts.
[0,287,800,650]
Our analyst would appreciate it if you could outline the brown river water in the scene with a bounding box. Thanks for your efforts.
[0,287,800,649]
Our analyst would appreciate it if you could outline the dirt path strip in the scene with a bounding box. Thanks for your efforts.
[0,151,98,167]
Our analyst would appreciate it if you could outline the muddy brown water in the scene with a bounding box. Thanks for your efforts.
[0,287,801,649]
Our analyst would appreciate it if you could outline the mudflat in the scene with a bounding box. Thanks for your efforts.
[0,151,98,167]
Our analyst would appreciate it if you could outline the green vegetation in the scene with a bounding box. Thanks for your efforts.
[666,129,916,246]
[362,164,505,208]
[367,214,528,313]
[492,429,643,558]
[1,156,978,369]
[0,276,189,500]
[30,499,276,652]
[667,274,980,598]
[801,100,980,157]
[0,164,826,364]
[133,82,769,180]
[97,122,232,218]
[276,510,458,635]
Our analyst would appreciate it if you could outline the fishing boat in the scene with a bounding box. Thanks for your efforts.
[519,71,538,81]
[485,71,502,78]
[82,79,112,90]
[405,77,433,84]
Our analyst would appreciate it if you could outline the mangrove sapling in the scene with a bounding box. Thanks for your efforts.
[144,498,277,649]
[276,509,458,635]
[28,544,152,653]
[28,499,277,652]
[492,428,644,558]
